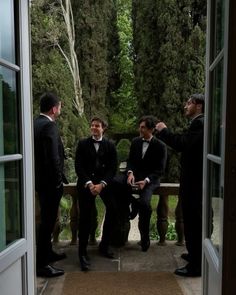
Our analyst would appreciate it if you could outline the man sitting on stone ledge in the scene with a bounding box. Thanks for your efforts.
[75,116,117,271]
[113,115,167,252]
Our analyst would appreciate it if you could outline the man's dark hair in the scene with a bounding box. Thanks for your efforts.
[91,116,108,129]
[139,115,157,130]
[190,93,205,113]
[40,92,60,113]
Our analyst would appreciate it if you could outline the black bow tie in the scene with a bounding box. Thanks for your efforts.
[142,139,150,143]
[92,139,101,144]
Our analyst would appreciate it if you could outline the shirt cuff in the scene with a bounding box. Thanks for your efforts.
[127,170,133,175]
[144,177,150,184]
[100,181,107,187]
[85,181,92,188]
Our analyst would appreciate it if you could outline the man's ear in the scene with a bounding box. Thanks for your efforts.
[52,106,57,114]
[196,104,202,112]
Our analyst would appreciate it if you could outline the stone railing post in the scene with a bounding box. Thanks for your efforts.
[63,184,79,245]
[49,183,183,246]
[156,194,169,246]
[155,183,183,246]
[36,185,79,245]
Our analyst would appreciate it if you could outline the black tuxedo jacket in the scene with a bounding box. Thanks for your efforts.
[158,114,204,204]
[127,136,167,183]
[34,115,66,191]
[75,137,117,187]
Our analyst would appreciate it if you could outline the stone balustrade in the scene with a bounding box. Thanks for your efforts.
[155,183,183,246]
[62,183,78,245]
[53,183,184,246]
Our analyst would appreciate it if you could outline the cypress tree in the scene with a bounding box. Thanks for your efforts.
[132,0,163,115]
[109,0,137,135]
[132,0,206,181]
[31,0,89,181]
[71,0,121,121]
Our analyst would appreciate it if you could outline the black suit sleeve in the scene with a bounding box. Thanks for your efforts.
[158,118,204,152]
[102,141,118,184]
[147,140,167,181]
[75,139,91,185]
[126,138,139,173]
[42,122,63,187]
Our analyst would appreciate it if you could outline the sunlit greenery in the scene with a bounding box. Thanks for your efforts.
[31,0,206,182]
[150,195,178,240]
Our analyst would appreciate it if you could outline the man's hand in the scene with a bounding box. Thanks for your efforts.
[88,183,96,196]
[90,183,103,196]
[156,122,167,132]
[127,172,135,185]
[135,180,146,190]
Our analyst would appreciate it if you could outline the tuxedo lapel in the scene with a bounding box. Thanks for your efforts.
[88,137,106,157]
[88,137,97,156]
[97,139,106,157]
[137,138,144,159]
[142,137,154,159]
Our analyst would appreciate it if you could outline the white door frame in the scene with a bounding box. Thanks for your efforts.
[203,1,236,294]
[0,1,35,294]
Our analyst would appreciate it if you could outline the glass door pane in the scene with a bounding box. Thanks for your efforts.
[209,58,224,156]
[211,0,225,61]
[0,160,22,251]
[0,0,16,63]
[207,160,222,251]
[0,66,19,156]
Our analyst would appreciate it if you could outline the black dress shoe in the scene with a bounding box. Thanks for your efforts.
[79,256,90,272]
[181,253,190,262]
[49,251,67,263]
[84,254,91,264]
[36,265,64,277]
[141,240,150,252]
[174,266,201,277]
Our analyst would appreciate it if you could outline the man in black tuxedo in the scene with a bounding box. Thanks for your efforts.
[156,94,204,277]
[34,92,67,277]
[75,117,117,271]
[125,115,167,252]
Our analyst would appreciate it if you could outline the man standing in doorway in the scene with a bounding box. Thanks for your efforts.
[75,117,117,271]
[156,94,204,277]
[34,92,67,277]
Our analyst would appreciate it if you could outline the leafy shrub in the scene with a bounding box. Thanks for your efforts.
[116,138,131,163]
[59,196,72,240]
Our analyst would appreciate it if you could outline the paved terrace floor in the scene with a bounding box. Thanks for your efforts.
[37,218,201,295]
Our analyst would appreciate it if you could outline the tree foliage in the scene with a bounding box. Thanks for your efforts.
[31,0,89,181]
[132,0,206,181]
[71,0,121,121]
[31,0,206,182]
[59,0,84,115]
[109,0,137,134]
